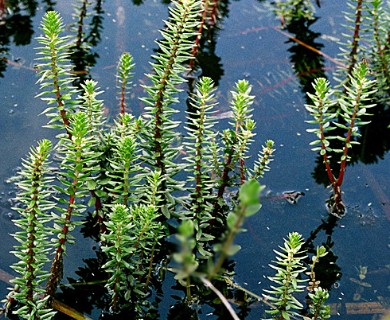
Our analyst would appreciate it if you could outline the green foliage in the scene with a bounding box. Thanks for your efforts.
[209,180,264,279]
[337,63,377,147]
[6,4,280,318]
[273,0,316,26]
[9,140,56,319]
[366,0,390,101]
[117,52,135,114]
[105,120,141,206]
[228,80,256,167]
[306,78,337,158]
[79,79,106,138]
[182,76,219,257]
[35,11,77,135]
[3,0,383,318]
[263,232,307,319]
[302,0,388,217]
[251,139,276,180]
[263,233,330,320]
[101,200,164,313]
[46,111,102,298]
[306,246,327,292]
[101,204,134,310]
[305,62,377,216]
[172,220,199,299]
[307,288,331,319]
[334,0,389,103]
[140,0,202,215]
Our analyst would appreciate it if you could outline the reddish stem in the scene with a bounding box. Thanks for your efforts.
[189,0,210,69]
[75,0,88,48]
[151,6,192,192]
[51,52,71,139]
[239,158,245,184]
[345,0,363,83]
[120,82,126,115]
[336,111,358,188]
[0,0,5,18]
[320,134,335,186]
[45,189,76,301]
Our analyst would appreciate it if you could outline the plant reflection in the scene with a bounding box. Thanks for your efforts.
[0,0,36,77]
[302,215,342,291]
[68,0,104,87]
[285,17,326,97]
[188,0,231,86]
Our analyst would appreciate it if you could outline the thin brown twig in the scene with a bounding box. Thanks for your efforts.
[271,26,346,68]
[200,277,241,320]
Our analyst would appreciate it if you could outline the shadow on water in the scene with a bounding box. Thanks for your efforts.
[0,0,389,319]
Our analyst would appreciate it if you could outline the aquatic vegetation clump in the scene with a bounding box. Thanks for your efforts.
[4,5,277,318]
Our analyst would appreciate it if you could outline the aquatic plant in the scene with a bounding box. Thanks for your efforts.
[307,288,331,319]
[35,10,77,138]
[334,0,389,100]
[272,0,317,26]
[3,5,279,318]
[8,140,56,320]
[305,62,376,216]
[262,232,330,320]
[305,0,389,216]
[365,0,390,101]
[3,0,388,318]
[116,52,135,115]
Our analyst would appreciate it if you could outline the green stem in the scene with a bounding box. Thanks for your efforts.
[49,41,71,139]
[208,205,245,280]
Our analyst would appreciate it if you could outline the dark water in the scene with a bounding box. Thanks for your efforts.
[0,0,389,319]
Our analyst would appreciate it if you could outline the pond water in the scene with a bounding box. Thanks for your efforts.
[0,0,389,319]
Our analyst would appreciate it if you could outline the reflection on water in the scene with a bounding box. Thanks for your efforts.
[0,0,389,319]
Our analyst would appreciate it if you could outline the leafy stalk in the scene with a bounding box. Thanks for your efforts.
[251,140,275,180]
[172,220,199,300]
[35,11,78,138]
[306,246,327,292]
[307,288,331,319]
[116,52,135,115]
[305,78,338,186]
[367,0,390,99]
[213,80,255,218]
[208,180,263,279]
[46,112,101,300]
[263,232,308,320]
[344,0,363,84]
[79,79,106,139]
[336,63,376,186]
[183,76,219,256]
[9,140,56,319]
[106,122,140,206]
[140,0,200,214]
[101,204,134,311]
